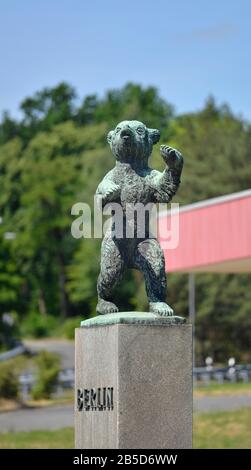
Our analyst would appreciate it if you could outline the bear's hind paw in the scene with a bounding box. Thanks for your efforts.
[149,302,174,317]
[96,300,119,315]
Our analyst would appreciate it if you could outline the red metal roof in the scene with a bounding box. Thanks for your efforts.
[158,189,251,273]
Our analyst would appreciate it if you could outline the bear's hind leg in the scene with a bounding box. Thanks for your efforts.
[97,237,125,315]
[134,239,174,317]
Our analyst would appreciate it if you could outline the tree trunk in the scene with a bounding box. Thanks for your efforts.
[38,288,47,316]
[58,251,69,318]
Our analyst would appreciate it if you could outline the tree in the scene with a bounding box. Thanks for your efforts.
[166,97,251,203]
[0,112,19,145]
[76,82,174,133]
[162,97,251,362]
[0,83,250,362]
[19,82,76,142]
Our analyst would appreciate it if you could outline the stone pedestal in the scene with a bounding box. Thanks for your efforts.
[75,312,192,449]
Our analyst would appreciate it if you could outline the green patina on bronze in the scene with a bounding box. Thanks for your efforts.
[81,312,186,327]
[94,120,184,318]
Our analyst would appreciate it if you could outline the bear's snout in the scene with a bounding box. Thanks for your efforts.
[120,127,133,141]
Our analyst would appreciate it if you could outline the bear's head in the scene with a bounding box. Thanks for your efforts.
[107,120,160,168]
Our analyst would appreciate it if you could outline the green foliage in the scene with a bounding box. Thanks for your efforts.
[21,313,58,339]
[0,82,250,363]
[167,97,251,203]
[31,351,60,400]
[0,312,20,352]
[19,82,77,142]
[58,316,85,339]
[0,112,19,145]
[76,83,173,132]
[194,273,251,363]
[0,362,19,399]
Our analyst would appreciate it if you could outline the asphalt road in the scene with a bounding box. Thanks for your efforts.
[0,395,251,433]
[194,394,251,413]
[0,405,74,433]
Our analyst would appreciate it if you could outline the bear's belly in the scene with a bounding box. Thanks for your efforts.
[120,174,149,205]
[112,170,154,239]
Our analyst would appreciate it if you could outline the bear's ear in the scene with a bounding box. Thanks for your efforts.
[107,130,114,145]
[149,128,160,145]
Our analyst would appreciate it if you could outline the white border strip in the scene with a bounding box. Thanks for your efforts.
[159,188,251,218]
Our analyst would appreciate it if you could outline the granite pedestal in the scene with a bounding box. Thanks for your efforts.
[75,312,192,449]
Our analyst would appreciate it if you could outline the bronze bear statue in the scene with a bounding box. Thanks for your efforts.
[96,120,183,316]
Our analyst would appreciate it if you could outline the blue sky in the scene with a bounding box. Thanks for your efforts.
[1,0,251,120]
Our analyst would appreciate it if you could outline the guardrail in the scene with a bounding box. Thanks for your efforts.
[194,364,251,385]
[0,344,27,361]
[18,368,75,399]
[17,364,251,400]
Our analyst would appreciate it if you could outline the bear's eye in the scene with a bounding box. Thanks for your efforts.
[137,127,145,135]
[116,127,121,134]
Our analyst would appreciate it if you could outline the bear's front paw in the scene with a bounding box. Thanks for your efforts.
[149,302,174,317]
[160,145,183,170]
[103,182,120,201]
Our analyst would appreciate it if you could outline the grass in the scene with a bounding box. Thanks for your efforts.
[193,408,251,449]
[194,381,251,397]
[0,428,74,449]
[0,408,250,449]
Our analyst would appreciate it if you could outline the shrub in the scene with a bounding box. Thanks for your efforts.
[31,351,60,400]
[0,363,19,399]
[21,313,58,338]
[0,311,20,351]
[60,316,83,340]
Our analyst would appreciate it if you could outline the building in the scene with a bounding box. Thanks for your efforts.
[159,189,251,274]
